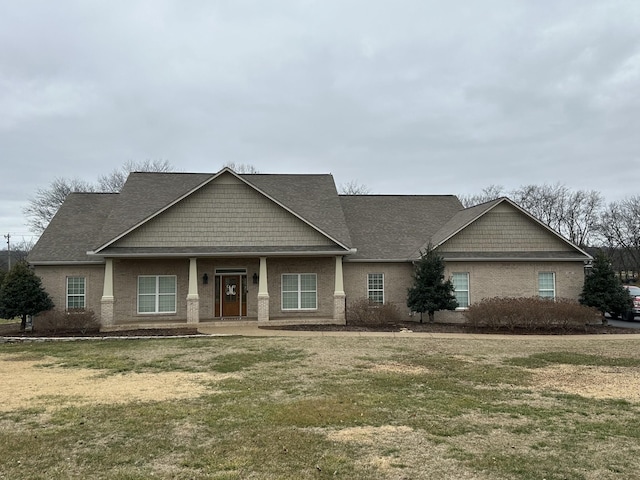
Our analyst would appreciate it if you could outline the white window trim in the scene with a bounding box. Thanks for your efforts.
[452,272,470,310]
[281,273,317,311]
[367,273,385,304]
[538,272,556,299]
[66,276,86,310]
[137,275,177,314]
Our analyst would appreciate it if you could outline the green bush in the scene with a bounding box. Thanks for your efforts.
[346,298,401,326]
[35,308,100,335]
[463,297,599,332]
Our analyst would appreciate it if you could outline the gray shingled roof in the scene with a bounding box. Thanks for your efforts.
[340,195,463,260]
[29,172,590,266]
[30,170,353,263]
[29,193,119,263]
[242,173,352,248]
[95,172,212,249]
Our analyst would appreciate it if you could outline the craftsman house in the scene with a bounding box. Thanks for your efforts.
[28,168,592,329]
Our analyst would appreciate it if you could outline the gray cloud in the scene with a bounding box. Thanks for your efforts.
[1,0,639,240]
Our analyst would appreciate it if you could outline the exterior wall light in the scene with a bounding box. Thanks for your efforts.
[203,273,209,285]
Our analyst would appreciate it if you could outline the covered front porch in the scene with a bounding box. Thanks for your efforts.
[98,254,348,330]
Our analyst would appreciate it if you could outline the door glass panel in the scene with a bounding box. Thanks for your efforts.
[225,277,238,302]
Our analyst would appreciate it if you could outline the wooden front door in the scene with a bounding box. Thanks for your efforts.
[216,274,248,317]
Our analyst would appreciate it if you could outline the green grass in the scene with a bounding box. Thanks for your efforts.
[1,335,639,479]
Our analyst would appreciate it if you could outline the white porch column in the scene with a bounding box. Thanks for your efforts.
[333,256,346,324]
[100,258,115,327]
[187,257,200,324]
[257,256,270,322]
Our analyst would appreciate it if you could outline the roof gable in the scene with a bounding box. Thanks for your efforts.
[107,171,344,251]
[434,197,591,260]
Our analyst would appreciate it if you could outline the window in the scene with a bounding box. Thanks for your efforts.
[538,272,555,299]
[66,277,86,309]
[367,273,384,304]
[452,272,470,308]
[138,276,177,314]
[282,274,317,310]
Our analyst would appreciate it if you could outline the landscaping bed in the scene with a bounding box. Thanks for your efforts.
[261,321,638,335]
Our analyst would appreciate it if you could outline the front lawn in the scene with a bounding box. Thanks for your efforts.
[1,335,639,479]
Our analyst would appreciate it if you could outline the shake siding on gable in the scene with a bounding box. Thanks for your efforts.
[437,203,572,253]
[115,176,333,249]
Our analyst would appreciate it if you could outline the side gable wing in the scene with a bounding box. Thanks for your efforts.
[434,198,592,261]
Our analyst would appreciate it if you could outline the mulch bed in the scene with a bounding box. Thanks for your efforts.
[0,323,201,337]
[260,321,639,335]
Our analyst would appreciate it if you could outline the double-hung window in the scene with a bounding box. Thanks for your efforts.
[538,272,556,299]
[138,275,177,314]
[452,272,470,308]
[367,273,384,304]
[66,277,86,309]
[282,274,317,310]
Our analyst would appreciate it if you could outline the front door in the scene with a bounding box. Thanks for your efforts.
[222,275,240,316]
[215,274,248,317]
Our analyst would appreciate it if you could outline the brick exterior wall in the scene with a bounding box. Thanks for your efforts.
[34,265,105,315]
[115,173,332,249]
[343,262,415,318]
[265,257,336,319]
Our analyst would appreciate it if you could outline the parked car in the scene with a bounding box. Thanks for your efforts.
[622,285,640,321]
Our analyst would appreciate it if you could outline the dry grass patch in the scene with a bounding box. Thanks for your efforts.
[0,357,235,412]
[370,362,431,375]
[532,364,640,401]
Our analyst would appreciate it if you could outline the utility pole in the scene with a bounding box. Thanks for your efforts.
[4,233,10,270]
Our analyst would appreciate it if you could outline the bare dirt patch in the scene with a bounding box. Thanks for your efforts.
[533,364,640,401]
[0,357,233,412]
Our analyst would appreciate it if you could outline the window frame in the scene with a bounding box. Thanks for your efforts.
[538,272,556,299]
[281,273,317,311]
[137,275,177,314]
[367,273,385,304]
[66,276,86,310]
[451,272,470,309]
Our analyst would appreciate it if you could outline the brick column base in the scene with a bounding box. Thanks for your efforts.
[100,297,115,327]
[187,296,200,324]
[258,294,270,322]
[333,293,346,325]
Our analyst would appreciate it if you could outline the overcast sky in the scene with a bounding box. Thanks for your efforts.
[1,0,639,245]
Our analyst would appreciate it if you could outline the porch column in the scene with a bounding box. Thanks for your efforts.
[100,258,115,327]
[258,256,269,322]
[333,256,346,324]
[187,257,200,324]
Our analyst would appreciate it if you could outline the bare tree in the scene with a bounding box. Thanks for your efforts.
[598,196,640,278]
[24,160,175,235]
[98,159,173,193]
[339,180,371,195]
[462,183,603,247]
[23,177,96,234]
[458,185,504,207]
[223,162,260,174]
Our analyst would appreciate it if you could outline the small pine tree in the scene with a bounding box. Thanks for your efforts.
[0,261,54,329]
[407,247,458,323]
[580,252,631,319]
